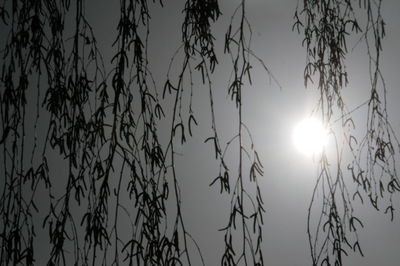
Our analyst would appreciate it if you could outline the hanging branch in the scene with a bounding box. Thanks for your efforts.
[3,0,398,265]
[294,0,400,265]
[214,1,270,265]
[294,1,363,263]
[164,0,221,265]
[103,1,185,265]
[0,0,35,263]
[0,0,107,265]
[351,0,400,221]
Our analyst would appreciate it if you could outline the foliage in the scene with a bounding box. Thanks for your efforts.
[294,0,400,265]
[0,0,398,265]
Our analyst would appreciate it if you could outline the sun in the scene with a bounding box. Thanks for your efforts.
[292,117,328,157]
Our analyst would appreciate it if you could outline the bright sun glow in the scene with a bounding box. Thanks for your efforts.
[292,118,328,157]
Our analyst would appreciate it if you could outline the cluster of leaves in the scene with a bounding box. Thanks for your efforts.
[167,1,271,265]
[212,1,268,265]
[0,0,76,264]
[164,0,223,264]
[350,0,400,221]
[2,0,397,265]
[295,0,400,265]
[0,0,270,265]
[0,0,188,265]
[96,0,186,265]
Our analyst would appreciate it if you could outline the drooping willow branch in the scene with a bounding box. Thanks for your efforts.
[352,0,400,220]
[294,0,400,265]
[162,1,223,265]
[0,0,187,265]
[4,0,396,265]
[0,0,269,265]
[211,1,271,265]
[162,1,272,265]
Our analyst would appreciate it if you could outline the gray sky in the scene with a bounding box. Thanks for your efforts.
[3,0,400,265]
[140,1,400,265]
[73,0,400,265]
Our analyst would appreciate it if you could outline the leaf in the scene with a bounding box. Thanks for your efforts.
[154,103,165,119]
[384,205,394,221]
[188,114,198,136]
[349,216,364,232]
[204,136,220,158]
[0,125,10,144]
[353,241,364,256]
[209,175,222,187]
[173,122,186,144]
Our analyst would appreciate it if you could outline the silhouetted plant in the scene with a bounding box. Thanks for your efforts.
[211,1,269,265]
[294,0,400,265]
[0,0,399,265]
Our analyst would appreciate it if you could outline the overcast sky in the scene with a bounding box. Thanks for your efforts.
[3,0,400,265]
[63,0,400,265]
[124,1,400,265]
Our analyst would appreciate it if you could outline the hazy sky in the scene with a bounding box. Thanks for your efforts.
[3,0,400,265]
[127,1,400,265]
[59,0,400,265]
